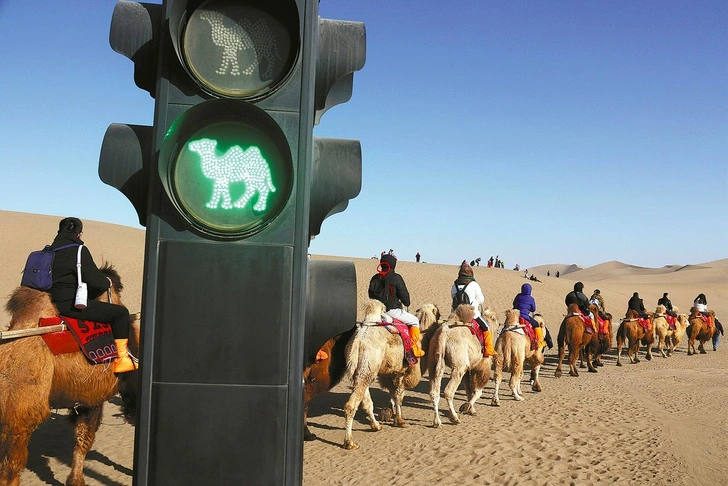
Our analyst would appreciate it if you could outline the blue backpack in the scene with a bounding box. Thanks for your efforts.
[20,244,79,290]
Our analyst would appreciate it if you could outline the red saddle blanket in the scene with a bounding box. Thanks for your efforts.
[596,315,609,336]
[379,318,417,364]
[666,314,677,330]
[576,313,596,334]
[39,316,118,364]
[465,320,486,355]
[697,314,714,328]
[637,318,651,332]
[518,317,538,350]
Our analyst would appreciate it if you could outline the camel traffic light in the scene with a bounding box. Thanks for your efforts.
[100,1,364,484]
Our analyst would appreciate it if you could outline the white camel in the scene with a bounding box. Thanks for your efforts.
[428,304,499,428]
[342,300,438,450]
[491,309,545,406]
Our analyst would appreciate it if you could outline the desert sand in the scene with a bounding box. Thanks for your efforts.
[2,211,726,485]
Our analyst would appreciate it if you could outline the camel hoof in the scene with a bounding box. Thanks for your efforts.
[588,368,598,373]
[394,419,409,428]
[532,383,542,392]
[570,370,579,377]
[579,363,586,369]
[432,420,442,429]
[645,355,652,361]
[634,358,640,363]
[596,361,604,367]
[370,422,382,432]
[343,440,360,451]
[616,361,622,367]
[514,395,525,401]
[554,370,562,378]
[491,398,500,407]
[448,415,461,425]
[700,349,707,354]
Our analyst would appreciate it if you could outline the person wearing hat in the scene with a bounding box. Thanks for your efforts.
[657,292,678,318]
[512,282,545,349]
[627,292,649,319]
[47,217,136,373]
[368,251,425,357]
[589,289,605,314]
[451,261,496,356]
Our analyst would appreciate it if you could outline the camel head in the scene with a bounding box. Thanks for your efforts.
[533,313,545,327]
[415,303,440,331]
[655,304,666,315]
[625,309,640,319]
[482,307,498,327]
[452,304,475,324]
[362,299,387,322]
[504,308,520,326]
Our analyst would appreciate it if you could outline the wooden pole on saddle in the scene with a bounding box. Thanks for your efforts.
[0,324,66,341]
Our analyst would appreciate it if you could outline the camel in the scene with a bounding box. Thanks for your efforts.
[653,305,688,357]
[303,327,355,441]
[342,300,438,450]
[427,305,498,427]
[491,309,545,406]
[555,303,599,377]
[580,311,613,368]
[616,309,654,366]
[687,307,716,355]
[0,264,139,486]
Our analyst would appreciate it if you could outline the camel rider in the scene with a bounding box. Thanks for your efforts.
[512,283,545,349]
[627,292,650,319]
[589,289,609,321]
[48,217,136,373]
[451,261,497,356]
[657,292,678,318]
[368,252,425,357]
[565,282,595,326]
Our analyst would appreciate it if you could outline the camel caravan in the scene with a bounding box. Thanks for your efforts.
[1,247,724,484]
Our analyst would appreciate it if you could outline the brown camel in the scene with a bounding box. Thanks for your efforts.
[491,309,545,406]
[616,309,654,366]
[580,311,613,368]
[653,305,688,357]
[555,303,599,377]
[427,304,498,427]
[687,307,716,355]
[342,300,438,450]
[0,264,139,486]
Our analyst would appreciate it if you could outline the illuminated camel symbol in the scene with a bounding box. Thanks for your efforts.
[188,138,276,212]
[199,11,282,78]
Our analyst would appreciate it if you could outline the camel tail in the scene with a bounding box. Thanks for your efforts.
[557,321,566,348]
[429,327,448,378]
[345,331,362,381]
[616,321,626,342]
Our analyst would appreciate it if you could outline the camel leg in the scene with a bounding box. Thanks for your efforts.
[586,346,598,373]
[531,364,542,392]
[511,361,525,401]
[390,376,408,428]
[579,347,586,369]
[554,345,566,378]
[66,405,104,486]
[645,339,653,361]
[344,378,376,450]
[0,428,33,486]
[443,367,466,424]
[699,340,707,354]
[360,388,381,431]
[491,358,503,407]
[568,344,580,377]
[429,372,444,428]
[616,336,623,366]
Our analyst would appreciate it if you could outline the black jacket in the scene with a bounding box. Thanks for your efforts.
[369,272,411,311]
[657,296,673,312]
[49,231,110,307]
[565,290,589,314]
[628,295,646,313]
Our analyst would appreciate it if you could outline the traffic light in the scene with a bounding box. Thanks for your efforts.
[100,1,364,484]
[303,18,365,365]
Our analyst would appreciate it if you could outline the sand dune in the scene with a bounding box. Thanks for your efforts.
[1,210,726,485]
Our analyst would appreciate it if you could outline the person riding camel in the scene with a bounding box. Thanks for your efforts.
[47,217,136,373]
[589,289,606,316]
[451,261,497,356]
[565,282,595,327]
[627,292,650,320]
[657,292,678,318]
[368,252,425,357]
[512,283,545,349]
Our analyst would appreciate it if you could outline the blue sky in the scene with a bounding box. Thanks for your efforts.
[1,1,725,268]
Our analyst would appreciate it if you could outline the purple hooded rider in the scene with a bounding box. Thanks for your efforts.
[513,283,539,329]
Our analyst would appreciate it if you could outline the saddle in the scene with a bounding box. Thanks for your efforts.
[570,311,596,334]
[518,317,538,350]
[39,316,118,364]
[377,317,418,365]
[665,314,677,330]
[596,315,608,337]
[637,318,651,332]
[464,320,486,356]
[696,313,714,328]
